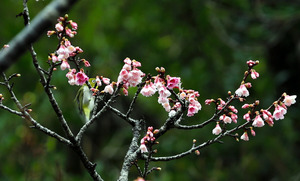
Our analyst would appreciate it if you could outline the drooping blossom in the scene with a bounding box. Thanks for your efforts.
[217,98,226,110]
[231,113,238,123]
[55,23,64,32]
[228,105,238,113]
[273,105,287,120]
[235,84,249,97]
[240,131,249,141]
[243,112,251,121]
[75,70,89,85]
[141,82,156,97]
[220,114,232,124]
[283,95,297,107]
[250,127,256,136]
[60,60,70,70]
[66,69,77,85]
[166,76,181,89]
[251,70,259,79]
[104,84,114,95]
[212,122,222,135]
[252,115,264,127]
[69,21,78,30]
[95,76,102,87]
[262,109,274,126]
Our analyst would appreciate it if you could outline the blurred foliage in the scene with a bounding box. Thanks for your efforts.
[0,0,300,180]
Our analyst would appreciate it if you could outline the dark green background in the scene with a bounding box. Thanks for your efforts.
[0,0,299,180]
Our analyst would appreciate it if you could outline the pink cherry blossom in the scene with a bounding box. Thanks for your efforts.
[212,122,222,135]
[262,109,273,126]
[95,76,102,87]
[132,60,142,67]
[223,116,232,124]
[70,21,78,30]
[243,112,251,121]
[51,54,59,63]
[60,60,70,70]
[55,23,64,32]
[141,82,156,97]
[128,69,144,87]
[283,95,297,107]
[235,84,249,97]
[242,104,250,109]
[83,60,91,67]
[247,60,256,67]
[252,115,264,127]
[273,105,287,120]
[75,70,89,85]
[140,144,148,153]
[241,132,249,141]
[205,99,214,105]
[66,69,77,85]
[104,84,114,95]
[231,113,238,123]
[229,105,238,113]
[250,128,256,136]
[102,77,110,85]
[166,76,181,89]
[251,70,259,79]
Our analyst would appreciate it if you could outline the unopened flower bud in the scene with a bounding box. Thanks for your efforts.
[53,87,57,90]
[195,150,200,155]
[16,74,21,77]
[235,133,239,142]
[155,141,159,144]
[156,167,162,171]
[160,67,165,72]
[255,60,259,64]
[239,97,245,102]
[228,91,231,96]
[255,100,260,105]
[153,149,158,153]
[26,109,32,113]
[153,129,159,134]
[53,68,57,71]
[0,94,3,99]
[193,139,197,144]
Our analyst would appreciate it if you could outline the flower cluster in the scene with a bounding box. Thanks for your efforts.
[209,61,296,141]
[140,68,201,117]
[117,58,145,95]
[47,15,90,86]
[140,127,157,153]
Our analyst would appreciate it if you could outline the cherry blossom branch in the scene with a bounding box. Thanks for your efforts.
[0,0,80,72]
[19,3,104,180]
[174,96,238,129]
[21,1,75,141]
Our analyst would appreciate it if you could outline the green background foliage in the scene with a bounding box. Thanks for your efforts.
[0,0,299,180]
